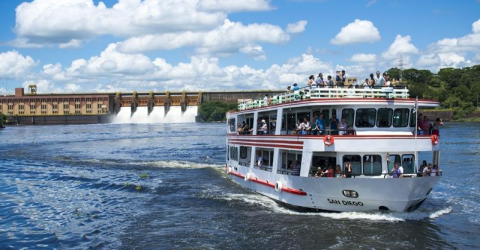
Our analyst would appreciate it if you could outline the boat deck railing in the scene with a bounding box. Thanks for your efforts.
[238,86,409,110]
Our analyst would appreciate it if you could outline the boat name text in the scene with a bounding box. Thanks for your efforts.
[327,199,364,206]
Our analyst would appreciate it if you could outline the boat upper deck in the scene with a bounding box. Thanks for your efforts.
[236,86,437,112]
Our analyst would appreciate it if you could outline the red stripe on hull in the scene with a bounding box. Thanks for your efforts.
[229,171,307,196]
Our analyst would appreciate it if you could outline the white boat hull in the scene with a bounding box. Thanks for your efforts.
[227,164,439,212]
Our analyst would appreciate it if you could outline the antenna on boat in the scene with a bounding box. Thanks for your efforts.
[414,96,418,172]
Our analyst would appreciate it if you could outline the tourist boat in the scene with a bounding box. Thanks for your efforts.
[225,86,441,212]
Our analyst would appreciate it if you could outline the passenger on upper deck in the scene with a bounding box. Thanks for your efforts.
[308,75,315,88]
[338,118,347,135]
[296,119,307,135]
[374,71,385,87]
[327,76,334,88]
[417,113,423,134]
[316,73,325,88]
[315,114,326,135]
[304,118,311,135]
[432,118,443,136]
[382,72,390,87]
[330,114,339,135]
[336,70,346,88]
[369,73,375,88]
[293,83,299,91]
[422,116,432,135]
[311,117,319,135]
[362,78,370,89]
[258,119,268,134]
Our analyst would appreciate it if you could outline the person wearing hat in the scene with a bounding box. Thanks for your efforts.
[258,119,268,134]
[293,83,299,91]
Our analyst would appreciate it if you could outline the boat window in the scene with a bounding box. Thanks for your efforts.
[286,113,296,134]
[279,150,302,175]
[240,146,248,159]
[363,155,382,175]
[239,146,251,167]
[387,154,401,173]
[228,118,236,133]
[343,155,361,175]
[311,154,337,176]
[377,108,393,127]
[393,108,409,127]
[255,148,274,172]
[281,114,287,131]
[402,154,415,174]
[341,109,354,127]
[229,146,238,161]
[355,108,376,127]
[409,109,416,127]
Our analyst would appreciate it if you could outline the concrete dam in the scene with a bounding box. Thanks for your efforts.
[0,86,284,125]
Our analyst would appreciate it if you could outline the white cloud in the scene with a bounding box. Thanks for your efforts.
[0,50,36,78]
[197,0,273,12]
[366,0,378,7]
[59,39,83,49]
[330,19,380,45]
[286,20,307,34]
[416,53,472,72]
[349,53,377,63]
[382,35,419,60]
[22,80,60,93]
[240,45,267,61]
[117,19,291,55]
[14,0,227,46]
[473,19,480,33]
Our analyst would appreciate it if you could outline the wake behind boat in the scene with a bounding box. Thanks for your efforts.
[225,85,442,212]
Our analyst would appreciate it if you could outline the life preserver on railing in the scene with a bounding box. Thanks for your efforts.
[275,181,283,192]
[323,135,334,146]
[244,173,250,181]
[431,135,439,145]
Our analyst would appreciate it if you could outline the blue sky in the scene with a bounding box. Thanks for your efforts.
[0,0,479,93]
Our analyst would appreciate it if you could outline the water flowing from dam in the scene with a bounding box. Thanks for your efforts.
[112,106,198,124]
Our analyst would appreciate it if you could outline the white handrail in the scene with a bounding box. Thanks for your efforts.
[238,86,409,110]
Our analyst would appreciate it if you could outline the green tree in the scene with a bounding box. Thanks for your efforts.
[198,101,237,122]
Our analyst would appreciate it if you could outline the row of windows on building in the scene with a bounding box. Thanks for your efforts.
[1,100,106,115]
[228,146,416,176]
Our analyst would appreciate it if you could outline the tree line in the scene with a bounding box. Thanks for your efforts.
[387,65,480,119]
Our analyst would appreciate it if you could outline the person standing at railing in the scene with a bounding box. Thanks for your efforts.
[330,114,339,135]
[362,78,370,89]
[293,83,299,91]
[432,118,443,136]
[338,118,348,135]
[316,73,325,88]
[336,70,346,88]
[327,75,334,88]
[374,71,385,87]
[308,75,315,88]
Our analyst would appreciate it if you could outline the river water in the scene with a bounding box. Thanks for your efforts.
[0,122,478,249]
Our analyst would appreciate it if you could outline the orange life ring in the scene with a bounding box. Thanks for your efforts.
[324,135,334,146]
[431,135,439,145]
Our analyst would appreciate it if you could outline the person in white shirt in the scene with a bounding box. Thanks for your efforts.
[374,71,385,87]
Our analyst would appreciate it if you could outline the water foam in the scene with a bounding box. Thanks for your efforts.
[139,160,224,169]
[221,193,452,222]
[112,106,197,124]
